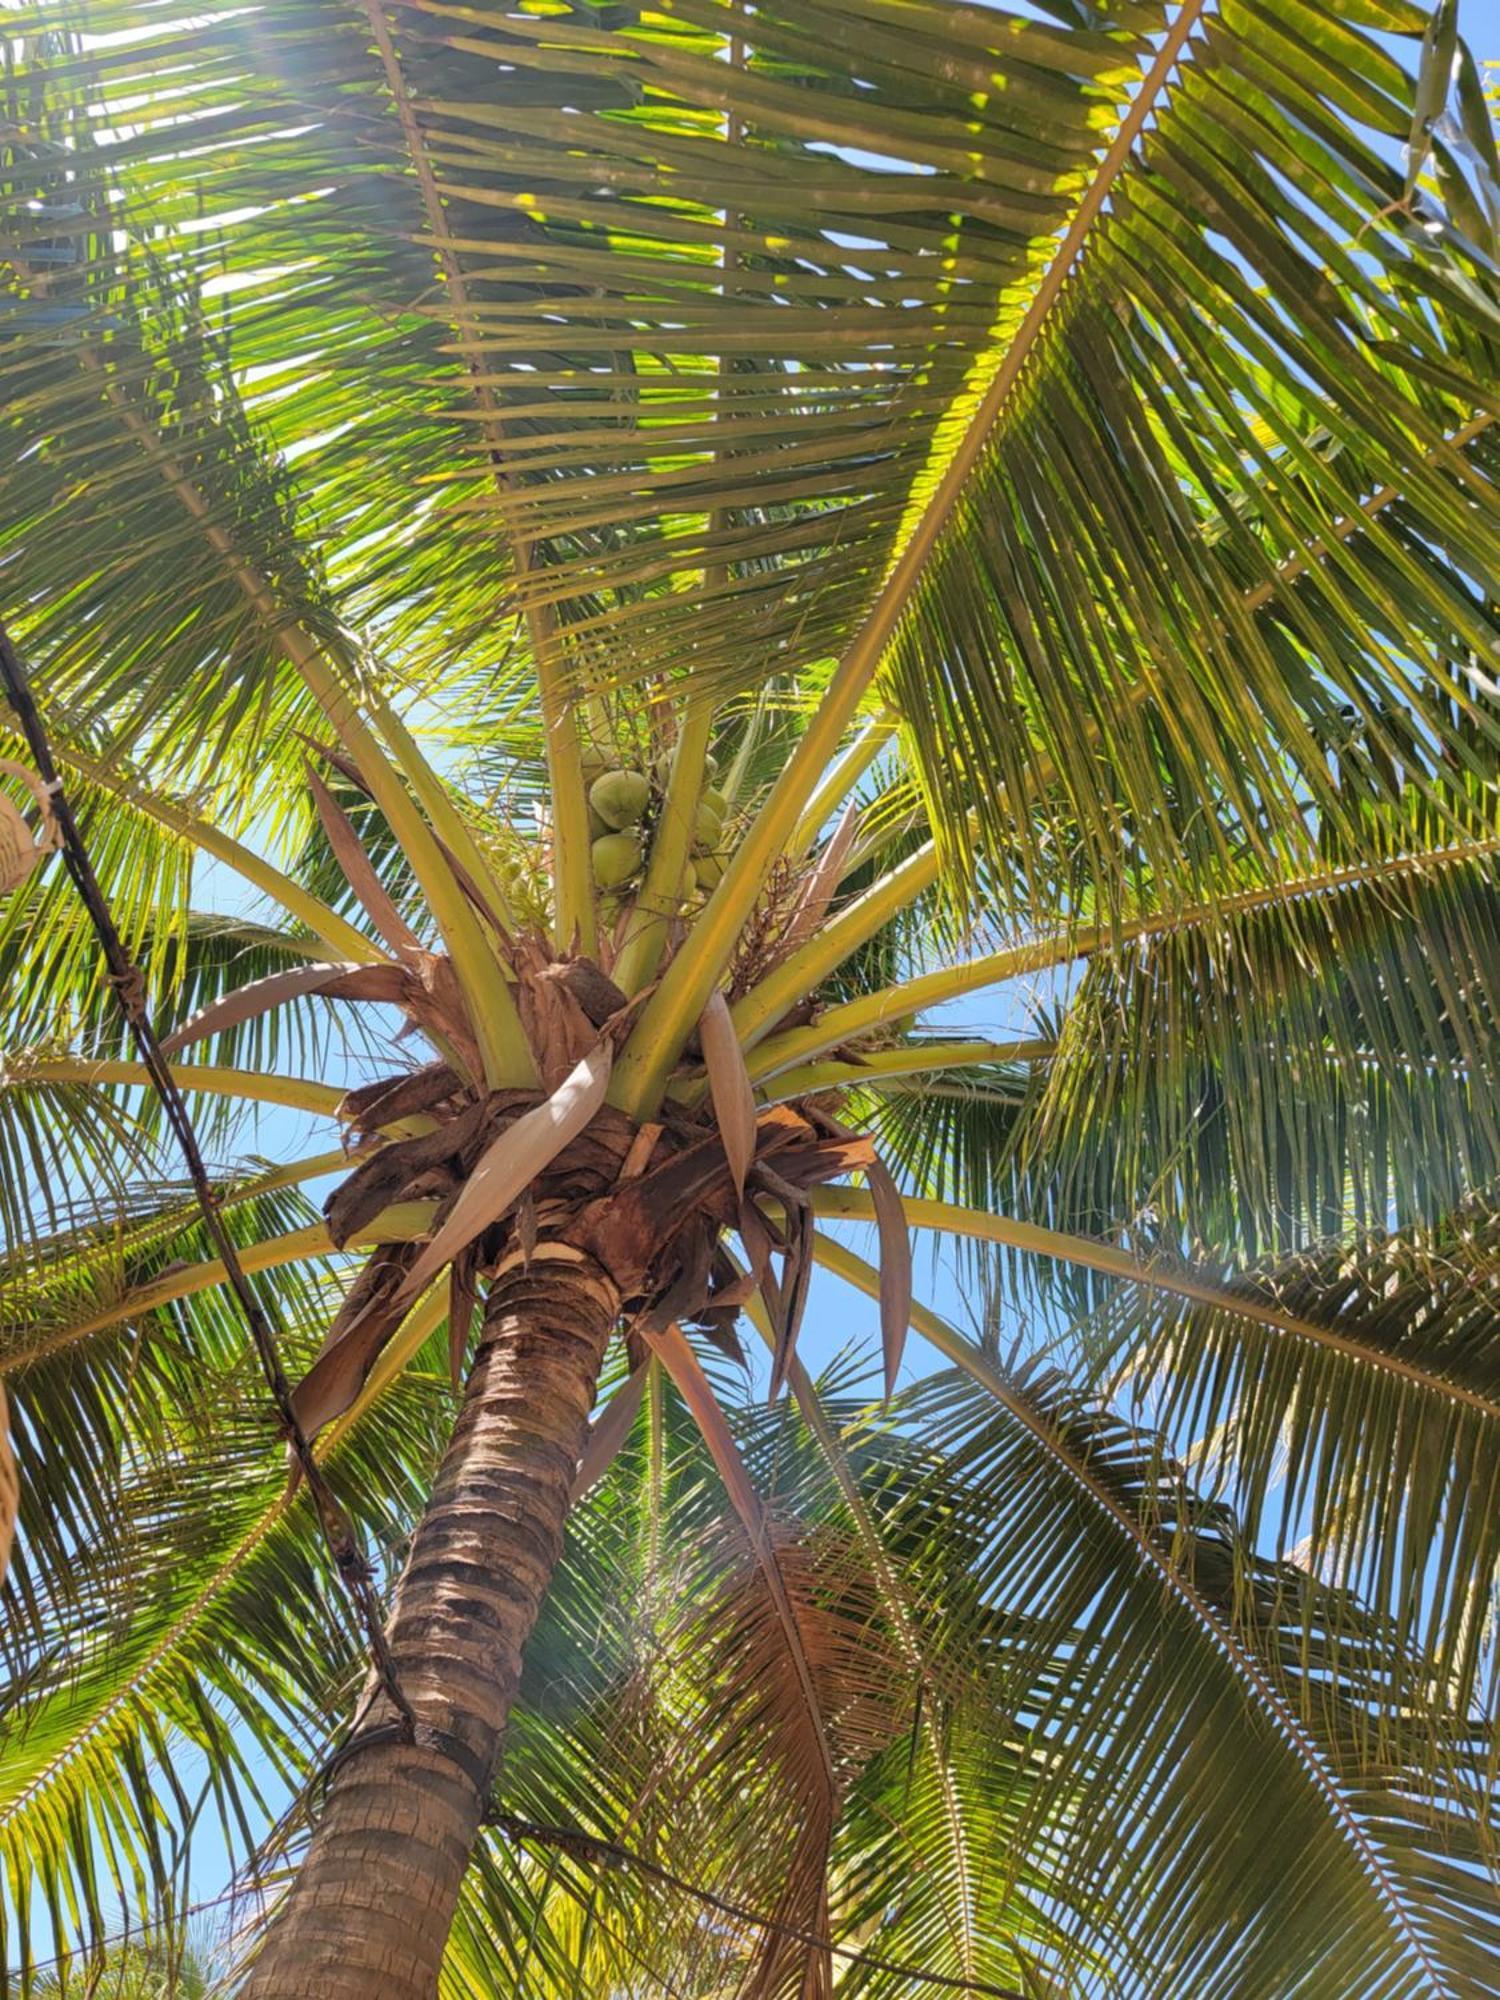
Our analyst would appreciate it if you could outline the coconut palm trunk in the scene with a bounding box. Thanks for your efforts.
[241,1252,620,2000]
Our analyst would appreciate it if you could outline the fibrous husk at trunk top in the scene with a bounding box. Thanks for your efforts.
[323,1097,492,1249]
[0,1380,17,1585]
[291,1043,617,1441]
[339,1060,466,1136]
[513,939,625,1088]
[399,1041,614,1300]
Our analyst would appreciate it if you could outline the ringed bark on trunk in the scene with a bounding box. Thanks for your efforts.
[240,1246,620,2000]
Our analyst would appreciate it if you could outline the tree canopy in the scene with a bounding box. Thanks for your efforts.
[0,1,1497,1994]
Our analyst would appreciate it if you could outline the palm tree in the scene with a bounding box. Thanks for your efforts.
[1,0,1498,1994]
[31,1934,217,1999]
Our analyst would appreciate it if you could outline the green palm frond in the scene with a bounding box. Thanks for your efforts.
[1083,1202,1500,1728]
[0,1346,451,1980]
[0,1189,333,1659]
[889,1,1500,919]
[440,1344,1499,2000]
[864,1050,1043,1210]
[0,264,333,797]
[896,1361,1499,2000]
[441,1364,1104,2000]
[0,1,1137,744]
[0,1067,156,1261]
[1019,837,1500,1263]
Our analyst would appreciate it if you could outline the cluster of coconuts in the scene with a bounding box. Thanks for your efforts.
[587,764,652,888]
[684,762,729,895]
[584,738,731,902]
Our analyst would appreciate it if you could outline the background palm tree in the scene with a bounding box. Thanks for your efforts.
[31,1934,217,1999]
[1,0,1498,1994]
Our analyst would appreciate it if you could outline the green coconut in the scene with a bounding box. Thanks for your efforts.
[579,734,613,780]
[653,749,720,789]
[681,859,698,897]
[590,768,651,829]
[701,784,728,819]
[694,850,725,889]
[693,798,724,851]
[591,831,643,887]
[587,803,612,840]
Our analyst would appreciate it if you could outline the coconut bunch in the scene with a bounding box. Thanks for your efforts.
[581,726,733,930]
[154,736,912,1452]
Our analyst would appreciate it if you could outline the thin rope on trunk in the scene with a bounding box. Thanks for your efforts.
[0,615,414,1735]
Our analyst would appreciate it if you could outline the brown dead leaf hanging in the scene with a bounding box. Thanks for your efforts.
[699,989,757,1199]
[866,1155,912,1401]
[0,758,60,893]
[305,759,425,957]
[160,960,411,1057]
[571,1360,650,1501]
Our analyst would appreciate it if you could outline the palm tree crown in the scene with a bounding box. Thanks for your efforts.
[0,0,1497,1994]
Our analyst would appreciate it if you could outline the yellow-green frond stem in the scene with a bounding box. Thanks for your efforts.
[9,1206,439,1376]
[353,0,592,958]
[756,1040,1054,1104]
[609,669,903,1116]
[612,0,1222,1119]
[788,711,898,857]
[50,745,380,967]
[732,832,951,1050]
[294,652,535,1086]
[541,672,599,958]
[5,1150,352,1330]
[361,690,520,936]
[613,702,715,995]
[811,1190,1500,1422]
[74,347,526,1072]
[238,1149,357,1196]
[14,1058,349,1123]
[749,836,1500,1084]
[748,943,1051,1086]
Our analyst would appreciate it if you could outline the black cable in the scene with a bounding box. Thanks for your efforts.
[0,617,413,1735]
